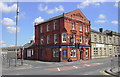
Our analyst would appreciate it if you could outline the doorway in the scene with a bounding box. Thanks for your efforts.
[80,49,83,59]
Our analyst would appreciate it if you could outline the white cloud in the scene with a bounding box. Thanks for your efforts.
[34,17,44,25]
[111,20,118,25]
[38,4,48,11]
[77,0,101,9]
[32,35,35,40]
[95,20,107,23]
[0,2,17,13]
[1,18,15,26]
[38,4,64,14]
[0,40,7,47]
[98,14,106,19]
[6,26,20,34]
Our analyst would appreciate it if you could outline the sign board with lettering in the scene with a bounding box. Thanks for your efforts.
[95,44,104,47]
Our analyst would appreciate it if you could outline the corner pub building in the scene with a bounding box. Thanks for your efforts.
[34,9,91,62]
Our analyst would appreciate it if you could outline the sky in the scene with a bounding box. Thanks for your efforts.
[0,0,119,47]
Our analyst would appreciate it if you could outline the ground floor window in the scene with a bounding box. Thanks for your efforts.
[53,48,59,58]
[93,48,98,56]
[70,48,76,58]
[62,49,67,59]
[100,48,102,56]
[104,48,106,56]
[86,49,89,57]
[27,49,31,57]
[109,48,112,55]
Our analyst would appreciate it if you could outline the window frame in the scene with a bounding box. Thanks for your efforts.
[62,33,67,43]
[46,24,50,32]
[47,35,50,44]
[79,24,82,31]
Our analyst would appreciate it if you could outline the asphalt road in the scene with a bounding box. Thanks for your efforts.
[2,57,118,75]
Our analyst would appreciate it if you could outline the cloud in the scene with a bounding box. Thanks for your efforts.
[1,18,15,26]
[0,2,17,13]
[38,4,64,14]
[98,14,106,19]
[95,20,107,23]
[6,26,20,34]
[34,16,44,25]
[0,40,7,47]
[111,20,118,25]
[114,0,120,7]
[32,35,35,40]
[77,0,101,9]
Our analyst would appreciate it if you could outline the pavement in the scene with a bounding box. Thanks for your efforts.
[104,67,120,76]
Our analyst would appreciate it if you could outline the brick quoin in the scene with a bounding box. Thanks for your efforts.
[34,9,91,62]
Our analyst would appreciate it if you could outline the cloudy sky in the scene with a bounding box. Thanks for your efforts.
[0,0,119,47]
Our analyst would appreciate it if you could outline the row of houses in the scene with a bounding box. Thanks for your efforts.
[1,9,120,62]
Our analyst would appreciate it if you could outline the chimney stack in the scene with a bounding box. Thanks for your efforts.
[30,40,34,44]
[99,28,103,33]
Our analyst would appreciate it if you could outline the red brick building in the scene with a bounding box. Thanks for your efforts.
[34,9,91,62]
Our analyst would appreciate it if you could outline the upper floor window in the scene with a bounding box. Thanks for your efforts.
[79,24,82,31]
[80,35,82,43]
[114,37,115,44]
[86,26,88,32]
[46,24,50,32]
[40,36,44,44]
[94,35,97,42]
[40,26,43,33]
[99,36,102,43]
[62,33,67,43]
[109,37,112,44]
[72,22,75,30]
[104,36,106,43]
[54,34,57,44]
[47,35,50,44]
[85,36,88,44]
[70,34,75,44]
[53,22,56,30]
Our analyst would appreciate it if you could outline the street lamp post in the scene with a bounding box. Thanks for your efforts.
[15,1,19,67]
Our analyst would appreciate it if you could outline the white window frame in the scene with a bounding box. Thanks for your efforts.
[46,24,49,32]
[80,35,82,43]
[40,36,44,44]
[40,26,43,33]
[53,48,59,58]
[54,34,57,44]
[104,36,106,43]
[47,35,50,44]
[72,22,75,30]
[86,26,88,32]
[54,22,56,30]
[104,48,106,56]
[31,49,34,55]
[85,36,88,45]
[94,35,97,42]
[62,33,67,43]
[94,48,98,56]
[86,49,88,57]
[70,48,76,57]
[80,24,82,31]
[27,49,31,57]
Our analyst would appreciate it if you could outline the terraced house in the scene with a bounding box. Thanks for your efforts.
[33,9,91,62]
[91,28,120,58]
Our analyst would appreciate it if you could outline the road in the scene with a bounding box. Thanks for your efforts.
[2,57,118,75]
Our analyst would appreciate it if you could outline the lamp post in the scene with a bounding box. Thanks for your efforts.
[15,1,19,67]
